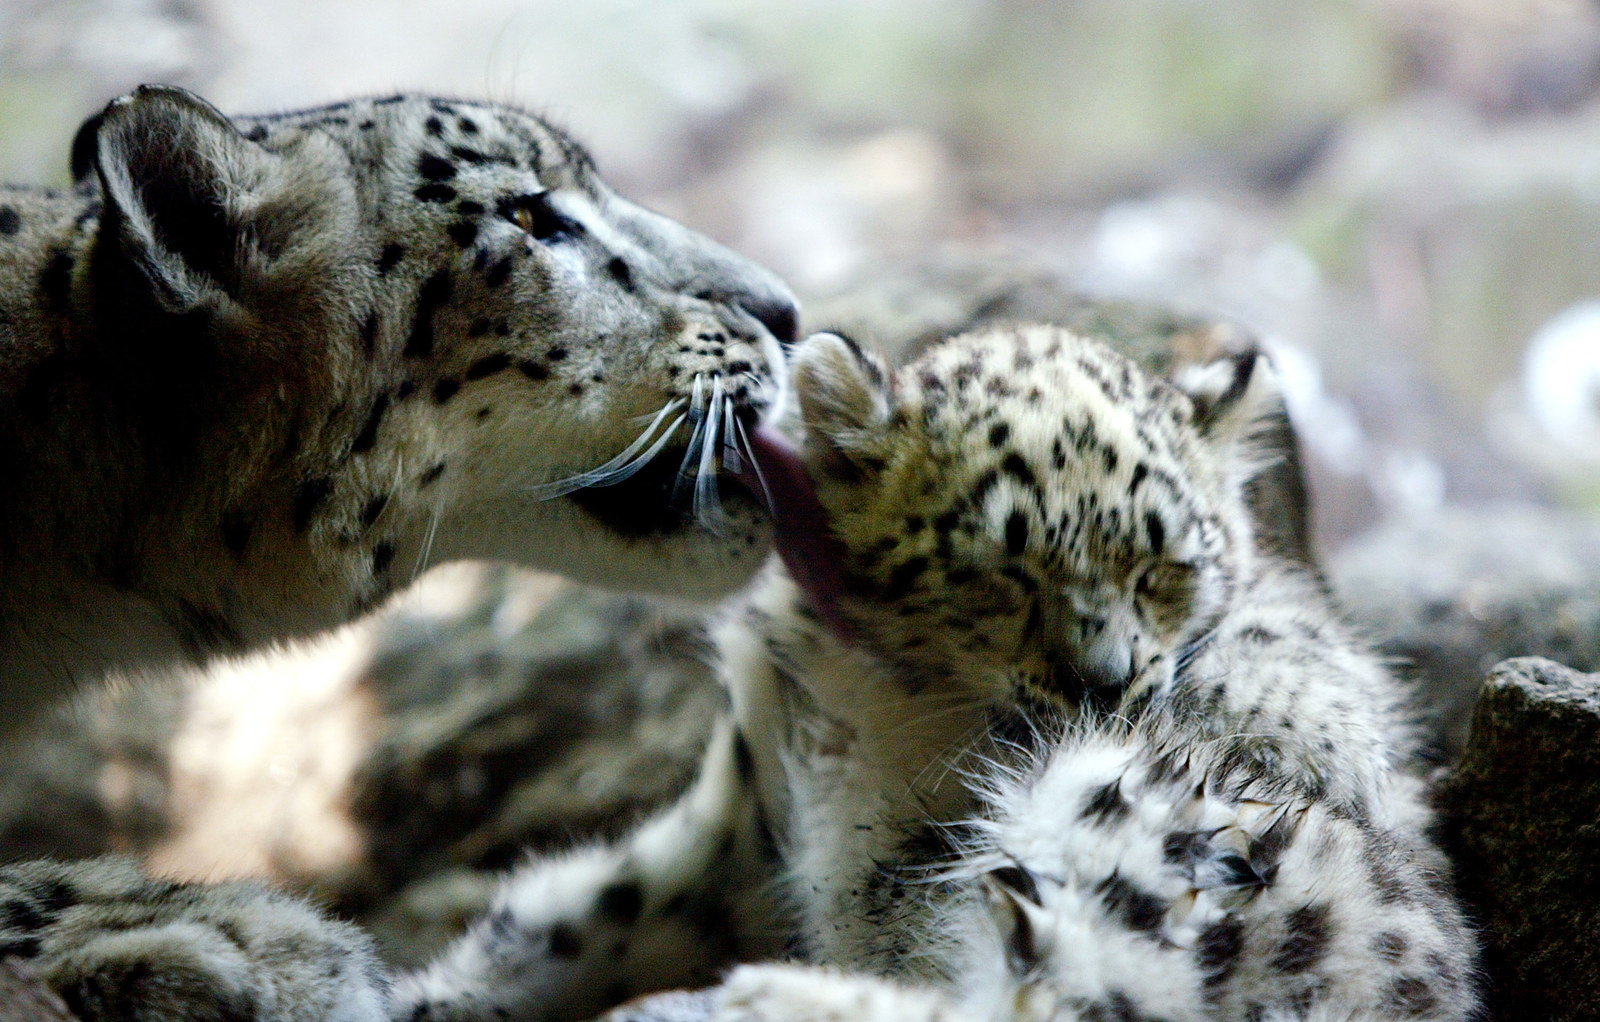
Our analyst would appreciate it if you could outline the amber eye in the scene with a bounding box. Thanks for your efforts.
[500,192,582,242]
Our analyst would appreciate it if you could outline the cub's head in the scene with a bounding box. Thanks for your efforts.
[789,325,1275,710]
[76,85,797,603]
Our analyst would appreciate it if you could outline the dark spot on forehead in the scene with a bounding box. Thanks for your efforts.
[432,379,461,404]
[446,220,478,248]
[458,117,479,134]
[1005,510,1029,557]
[1145,511,1165,554]
[418,154,457,181]
[414,183,456,203]
[244,124,268,142]
[989,422,1010,447]
[606,256,634,291]
[0,206,19,235]
[518,360,548,382]
[424,116,444,137]
[420,462,446,485]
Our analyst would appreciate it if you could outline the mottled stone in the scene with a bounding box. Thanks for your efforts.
[1446,657,1600,1022]
[1332,506,1600,756]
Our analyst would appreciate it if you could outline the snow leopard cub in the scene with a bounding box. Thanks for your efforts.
[400,326,1478,1022]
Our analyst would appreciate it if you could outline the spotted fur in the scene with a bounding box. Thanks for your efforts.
[411,326,1477,1022]
[0,84,795,728]
[0,84,797,1019]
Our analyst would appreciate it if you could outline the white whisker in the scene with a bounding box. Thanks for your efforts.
[720,397,742,476]
[524,397,685,499]
[734,418,773,511]
[672,400,708,507]
[411,506,441,584]
[591,413,686,487]
[693,376,726,529]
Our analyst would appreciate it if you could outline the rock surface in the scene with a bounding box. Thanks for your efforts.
[1445,656,1600,1022]
[1331,505,1600,756]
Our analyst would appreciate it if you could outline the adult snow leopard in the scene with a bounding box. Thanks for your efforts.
[0,83,796,1020]
[400,326,1478,1022]
[0,84,796,731]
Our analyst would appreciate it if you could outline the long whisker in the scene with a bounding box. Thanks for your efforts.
[411,506,441,584]
[734,417,773,511]
[672,401,708,508]
[591,413,686,488]
[524,397,685,499]
[720,395,742,476]
[693,375,726,529]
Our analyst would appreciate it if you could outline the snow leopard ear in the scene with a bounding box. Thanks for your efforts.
[982,865,1047,975]
[793,332,895,476]
[1174,347,1280,447]
[87,84,354,316]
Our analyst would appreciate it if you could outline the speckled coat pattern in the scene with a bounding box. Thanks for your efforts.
[402,328,1478,1022]
[0,84,799,1020]
[0,85,795,725]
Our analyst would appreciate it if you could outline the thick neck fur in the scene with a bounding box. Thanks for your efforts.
[0,187,419,720]
[0,88,798,730]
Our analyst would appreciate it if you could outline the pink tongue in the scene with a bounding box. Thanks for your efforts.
[740,425,850,638]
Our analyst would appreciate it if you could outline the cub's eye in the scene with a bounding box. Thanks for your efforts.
[500,192,583,242]
[1134,562,1196,603]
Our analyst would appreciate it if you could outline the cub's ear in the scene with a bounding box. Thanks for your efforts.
[1173,347,1281,447]
[792,332,895,475]
[83,85,354,315]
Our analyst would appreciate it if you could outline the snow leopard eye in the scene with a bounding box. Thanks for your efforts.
[500,191,582,242]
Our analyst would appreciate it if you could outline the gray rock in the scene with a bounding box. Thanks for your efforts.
[1331,505,1600,756]
[1445,656,1600,1022]
[348,581,721,895]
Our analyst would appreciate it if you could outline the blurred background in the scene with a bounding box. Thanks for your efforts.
[3,0,1600,966]
[7,0,1600,536]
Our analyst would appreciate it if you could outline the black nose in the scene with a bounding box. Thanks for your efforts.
[740,295,800,345]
